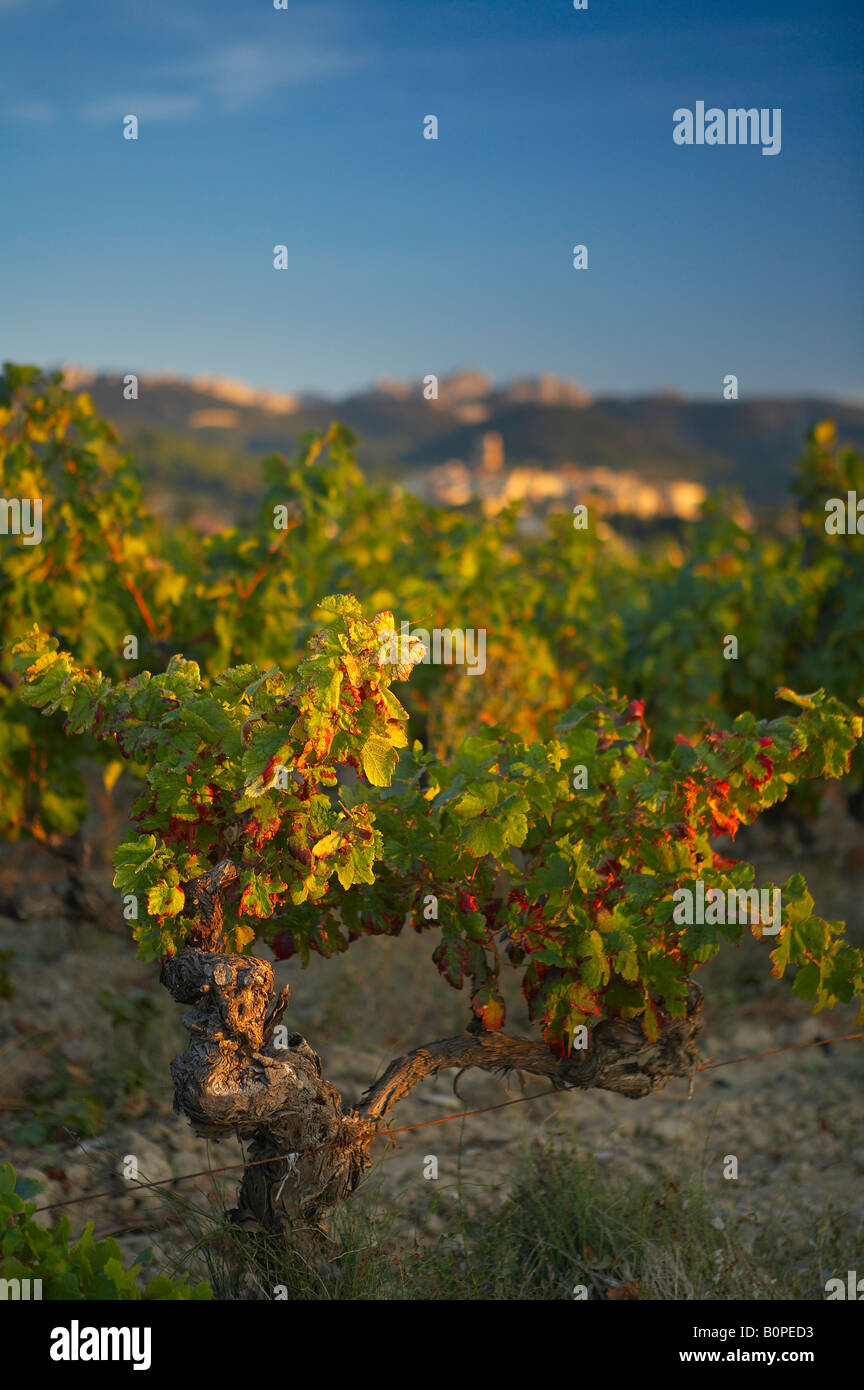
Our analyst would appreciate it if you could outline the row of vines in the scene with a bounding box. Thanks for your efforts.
[1,361,864,1252]
[2,362,863,1055]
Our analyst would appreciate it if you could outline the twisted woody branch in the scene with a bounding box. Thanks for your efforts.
[161,862,704,1241]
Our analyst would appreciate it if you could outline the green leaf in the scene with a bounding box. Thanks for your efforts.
[361,735,398,786]
[461,816,503,858]
[792,962,820,1000]
[146,879,184,918]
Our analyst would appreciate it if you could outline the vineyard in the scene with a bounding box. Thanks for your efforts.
[1,363,863,1301]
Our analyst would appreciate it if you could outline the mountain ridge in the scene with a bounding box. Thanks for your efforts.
[52,365,864,507]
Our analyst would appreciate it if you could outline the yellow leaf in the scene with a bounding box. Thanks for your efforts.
[813,419,835,449]
[312,830,341,857]
[103,759,124,794]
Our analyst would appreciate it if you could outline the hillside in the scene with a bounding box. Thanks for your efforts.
[58,367,864,511]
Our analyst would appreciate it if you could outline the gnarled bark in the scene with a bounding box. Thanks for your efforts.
[357,986,704,1119]
[160,870,704,1244]
[160,947,374,1239]
[182,858,239,950]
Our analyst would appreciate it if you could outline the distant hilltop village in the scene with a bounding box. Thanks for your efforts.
[408,430,708,522]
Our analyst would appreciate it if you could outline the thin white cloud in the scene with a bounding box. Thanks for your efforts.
[80,93,201,125]
[4,1,366,127]
[168,38,363,111]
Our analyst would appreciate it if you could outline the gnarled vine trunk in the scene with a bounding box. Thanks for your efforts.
[161,865,705,1249]
[160,945,375,1242]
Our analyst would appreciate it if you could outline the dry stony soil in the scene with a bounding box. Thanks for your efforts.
[1,781,863,1297]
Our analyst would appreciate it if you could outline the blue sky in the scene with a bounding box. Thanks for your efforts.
[2,0,862,399]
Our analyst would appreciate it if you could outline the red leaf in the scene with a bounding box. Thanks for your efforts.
[432,937,470,988]
[471,985,505,1032]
